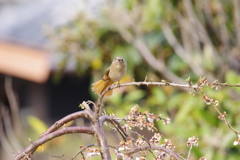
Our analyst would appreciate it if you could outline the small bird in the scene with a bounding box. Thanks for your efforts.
[92,56,127,96]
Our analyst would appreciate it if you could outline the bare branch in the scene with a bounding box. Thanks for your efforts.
[198,1,220,38]
[107,7,185,84]
[42,102,94,137]
[100,115,129,141]
[215,0,230,52]
[110,81,197,93]
[212,82,240,87]
[2,107,22,151]
[52,155,66,160]
[86,100,97,111]
[14,126,95,160]
[71,143,98,160]
[182,0,222,66]
[0,107,15,155]
[187,144,192,160]
[96,80,197,115]
[161,22,208,78]
[4,76,21,132]
[132,38,185,83]
[93,120,112,160]
[233,0,240,50]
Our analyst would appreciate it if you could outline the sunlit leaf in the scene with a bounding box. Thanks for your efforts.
[27,115,48,135]
[225,70,240,84]
[124,90,145,102]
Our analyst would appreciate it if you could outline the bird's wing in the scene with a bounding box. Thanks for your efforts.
[103,67,110,80]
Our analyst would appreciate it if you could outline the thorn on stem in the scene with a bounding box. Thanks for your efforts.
[165,82,170,86]
[144,76,147,82]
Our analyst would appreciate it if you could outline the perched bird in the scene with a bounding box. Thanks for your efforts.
[92,56,127,96]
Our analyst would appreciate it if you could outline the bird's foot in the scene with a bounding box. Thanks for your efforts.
[117,82,121,88]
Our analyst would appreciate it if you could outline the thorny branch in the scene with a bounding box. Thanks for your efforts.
[188,77,240,137]
[98,78,240,137]
[14,78,240,160]
[96,80,199,116]
[14,126,95,160]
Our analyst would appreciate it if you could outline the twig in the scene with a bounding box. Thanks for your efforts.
[132,38,185,83]
[100,115,129,141]
[96,80,197,116]
[161,22,207,78]
[0,107,14,155]
[182,0,222,66]
[215,0,230,52]
[211,104,239,136]
[108,81,198,93]
[187,144,192,160]
[123,145,180,160]
[132,131,156,159]
[212,82,240,87]
[233,0,240,50]
[198,1,220,39]
[4,76,21,132]
[86,100,97,111]
[96,80,199,116]
[52,155,66,160]
[2,107,22,151]
[71,143,97,160]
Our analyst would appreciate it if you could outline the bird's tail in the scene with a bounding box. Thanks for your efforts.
[92,77,114,96]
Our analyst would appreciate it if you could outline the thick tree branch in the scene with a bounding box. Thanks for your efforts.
[93,120,112,160]
[100,115,129,141]
[42,101,94,137]
[14,126,95,160]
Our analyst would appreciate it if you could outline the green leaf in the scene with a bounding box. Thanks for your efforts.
[167,93,185,110]
[167,54,188,73]
[27,116,48,134]
[225,70,240,84]
[185,76,190,82]
[174,97,196,123]
[108,92,122,105]
[124,90,145,102]
[147,87,166,106]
